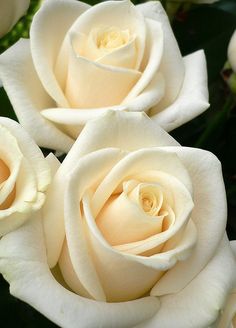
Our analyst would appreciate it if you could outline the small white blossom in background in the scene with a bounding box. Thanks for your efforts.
[228,30,236,73]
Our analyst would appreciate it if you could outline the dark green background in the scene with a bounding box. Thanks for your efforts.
[0,0,235,326]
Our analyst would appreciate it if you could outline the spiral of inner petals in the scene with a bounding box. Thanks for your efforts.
[96,180,174,247]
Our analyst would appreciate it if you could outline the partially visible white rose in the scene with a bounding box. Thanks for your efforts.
[0,112,235,328]
[0,116,51,236]
[218,242,236,328]
[169,0,218,3]
[228,30,236,73]
[0,0,30,38]
[0,0,209,152]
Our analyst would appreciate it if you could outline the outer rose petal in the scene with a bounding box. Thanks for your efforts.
[0,39,74,152]
[136,236,236,328]
[151,147,227,296]
[0,214,160,328]
[217,241,236,328]
[151,50,209,131]
[0,0,30,37]
[30,0,90,107]
[137,1,185,108]
[0,117,51,236]
[43,111,179,268]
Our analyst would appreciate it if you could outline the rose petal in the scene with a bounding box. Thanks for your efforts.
[30,0,90,107]
[0,117,51,192]
[65,48,141,108]
[151,50,209,131]
[0,118,51,236]
[0,0,29,37]
[0,39,74,152]
[43,148,125,268]
[0,213,160,328]
[123,18,164,102]
[152,147,227,296]
[137,1,185,108]
[136,236,236,328]
[91,148,192,217]
[41,72,165,138]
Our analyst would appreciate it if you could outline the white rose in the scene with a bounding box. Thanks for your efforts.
[0,0,209,153]
[0,116,51,236]
[0,111,235,327]
[169,0,218,4]
[228,30,236,73]
[0,0,30,38]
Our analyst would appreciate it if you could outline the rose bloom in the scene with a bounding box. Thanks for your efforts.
[0,116,51,236]
[228,30,236,73]
[0,111,235,327]
[0,0,30,38]
[0,0,209,153]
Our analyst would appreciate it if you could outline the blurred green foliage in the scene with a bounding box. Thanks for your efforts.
[0,0,236,327]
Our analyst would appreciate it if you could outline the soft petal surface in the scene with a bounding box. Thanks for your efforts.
[151,147,227,296]
[65,51,141,108]
[137,1,185,109]
[123,18,164,103]
[0,39,74,152]
[151,50,209,131]
[0,213,160,328]
[0,0,30,37]
[136,236,236,328]
[217,241,236,328]
[30,0,90,107]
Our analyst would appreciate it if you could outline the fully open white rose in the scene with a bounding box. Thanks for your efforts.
[0,111,235,327]
[0,0,30,38]
[0,117,51,236]
[0,0,209,152]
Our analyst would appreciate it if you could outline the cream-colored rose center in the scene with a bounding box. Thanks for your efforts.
[96,180,174,247]
[96,27,129,51]
[0,158,15,210]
